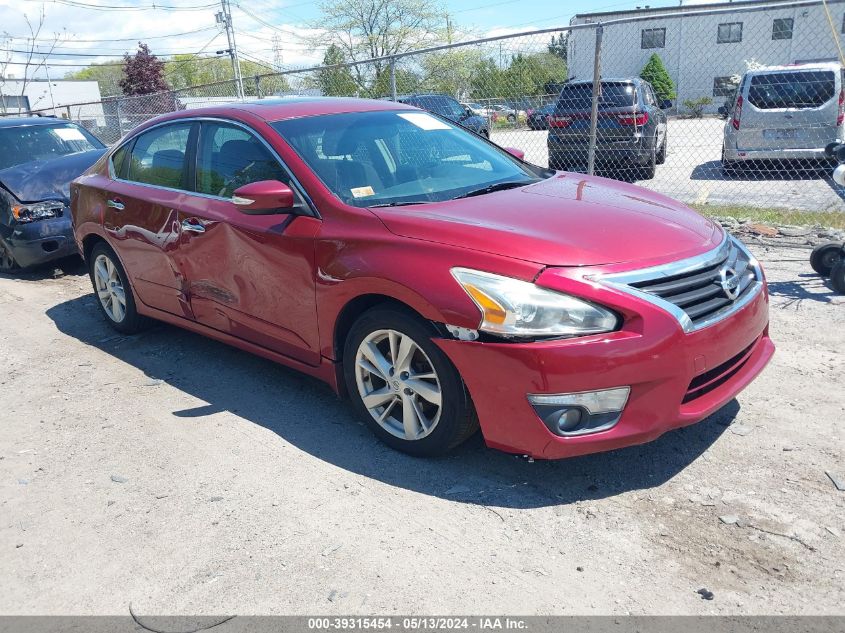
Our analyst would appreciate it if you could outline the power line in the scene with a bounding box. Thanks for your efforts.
[1,26,220,43]
[23,0,219,11]
[234,3,309,40]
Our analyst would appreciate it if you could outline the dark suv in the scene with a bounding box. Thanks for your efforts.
[395,94,489,137]
[1,117,106,271]
[547,78,670,179]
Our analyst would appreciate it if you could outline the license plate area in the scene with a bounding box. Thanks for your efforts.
[763,128,799,140]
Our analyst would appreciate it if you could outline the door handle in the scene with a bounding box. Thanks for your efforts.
[106,198,125,211]
[181,218,205,234]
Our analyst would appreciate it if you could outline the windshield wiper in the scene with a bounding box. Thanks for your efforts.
[368,201,431,208]
[451,180,532,200]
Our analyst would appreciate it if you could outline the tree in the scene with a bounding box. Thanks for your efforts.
[548,32,568,63]
[164,55,290,95]
[316,44,358,96]
[120,42,167,96]
[312,0,447,93]
[419,48,484,99]
[65,62,125,97]
[640,53,675,102]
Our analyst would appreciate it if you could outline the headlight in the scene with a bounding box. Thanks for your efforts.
[451,267,619,338]
[11,201,65,223]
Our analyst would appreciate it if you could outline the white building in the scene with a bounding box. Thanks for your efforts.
[568,0,844,113]
[0,78,105,126]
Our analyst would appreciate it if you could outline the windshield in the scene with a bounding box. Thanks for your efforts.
[271,110,545,207]
[556,82,637,112]
[0,123,104,170]
[748,70,835,109]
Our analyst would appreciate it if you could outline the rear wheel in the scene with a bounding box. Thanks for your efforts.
[89,242,148,334]
[810,242,843,277]
[343,307,478,457]
[0,240,20,273]
[639,142,657,180]
[831,261,845,294]
[507,113,516,123]
[656,133,667,164]
[721,145,740,176]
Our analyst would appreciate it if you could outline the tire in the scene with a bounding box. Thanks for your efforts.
[0,239,20,273]
[343,306,478,457]
[721,146,740,177]
[481,128,489,139]
[656,133,667,165]
[810,242,843,277]
[639,142,657,180]
[88,242,148,334]
[831,260,845,294]
[507,113,516,123]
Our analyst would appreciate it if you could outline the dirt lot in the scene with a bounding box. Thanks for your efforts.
[1,241,844,616]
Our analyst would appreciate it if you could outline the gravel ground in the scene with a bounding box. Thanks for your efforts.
[492,118,845,212]
[1,242,844,616]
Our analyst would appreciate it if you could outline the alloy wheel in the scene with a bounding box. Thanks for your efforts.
[93,253,127,323]
[354,328,442,441]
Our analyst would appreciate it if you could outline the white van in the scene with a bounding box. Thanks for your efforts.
[721,62,843,170]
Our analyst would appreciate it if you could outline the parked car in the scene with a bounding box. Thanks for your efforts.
[547,77,670,179]
[527,103,555,130]
[395,94,488,137]
[0,117,106,271]
[71,98,773,459]
[461,102,490,117]
[489,104,525,123]
[721,62,844,172]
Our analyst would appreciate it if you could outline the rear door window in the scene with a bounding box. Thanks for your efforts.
[127,122,193,189]
[557,82,636,111]
[747,70,836,109]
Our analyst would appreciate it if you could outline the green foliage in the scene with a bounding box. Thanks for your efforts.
[164,56,290,95]
[548,32,568,62]
[370,67,420,98]
[420,48,484,98]
[682,96,713,118]
[64,63,125,97]
[470,52,566,101]
[640,53,676,102]
[316,45,359,96]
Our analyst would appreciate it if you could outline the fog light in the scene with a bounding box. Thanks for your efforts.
[528,387,630,437]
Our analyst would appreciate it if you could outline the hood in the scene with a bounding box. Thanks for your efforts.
[370,173,722,267]
[0,149,106,203]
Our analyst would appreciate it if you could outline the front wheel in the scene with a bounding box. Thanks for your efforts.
[343,307,478,457]
[89,242,148,334]
[656,133,667,165]
[810,242,843,277]
[0,240,20,273]
[639,143,657,180]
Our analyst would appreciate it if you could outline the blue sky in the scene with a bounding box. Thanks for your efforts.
[0,0,706,77]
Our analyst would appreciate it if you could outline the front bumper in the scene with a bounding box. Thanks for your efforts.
[4,214,78,268]
[435,268,773,459]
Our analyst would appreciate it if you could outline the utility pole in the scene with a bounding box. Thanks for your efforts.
[216,0,244,99]
[272,34,283,71]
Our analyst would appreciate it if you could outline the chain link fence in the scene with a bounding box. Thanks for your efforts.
[11,0,845,231]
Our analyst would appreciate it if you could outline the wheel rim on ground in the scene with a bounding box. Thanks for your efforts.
[354,328,442,441]
[93,253,127,323]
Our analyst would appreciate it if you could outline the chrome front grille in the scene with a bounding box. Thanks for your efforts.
[599,234,764,333]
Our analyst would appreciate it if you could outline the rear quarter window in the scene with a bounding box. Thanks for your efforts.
[747,70,836,109]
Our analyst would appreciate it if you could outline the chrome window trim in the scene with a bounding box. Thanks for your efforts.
[595,232,764,334]
[107,116,319,218]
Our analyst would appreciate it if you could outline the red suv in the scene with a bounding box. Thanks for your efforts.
[70,98,774,459]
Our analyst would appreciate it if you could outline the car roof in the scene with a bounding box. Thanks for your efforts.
[0,116,72,128]
[564,77,641,85]
[143,97,417,127]
[743,62,842,76]
[396,93,453,100]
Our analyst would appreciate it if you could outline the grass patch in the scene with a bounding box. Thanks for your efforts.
[690,203,845,230]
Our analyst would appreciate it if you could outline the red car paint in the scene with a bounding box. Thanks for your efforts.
[71,98,773,459]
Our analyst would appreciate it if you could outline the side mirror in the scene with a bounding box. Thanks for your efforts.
[232,180,295,214]
[504,147,525,160]
[660,99,673,110]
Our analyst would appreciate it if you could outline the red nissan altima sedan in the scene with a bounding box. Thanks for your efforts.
[70,98,774,459]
